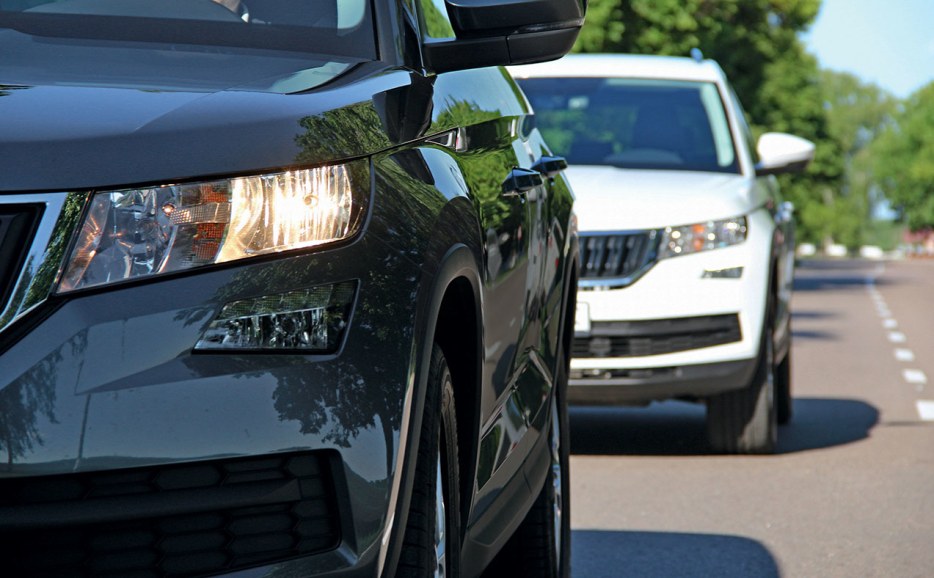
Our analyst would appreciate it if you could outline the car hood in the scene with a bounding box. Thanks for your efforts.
[566,165,757,231]
[0,55,411,191]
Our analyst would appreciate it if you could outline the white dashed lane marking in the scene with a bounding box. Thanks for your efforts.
[888,331,907,343]
[865,267,931,421]
[895,349,916,362]
[903,369,927,385]
[918,401,934,421]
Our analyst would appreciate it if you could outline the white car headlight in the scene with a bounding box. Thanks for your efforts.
[658,216,747,259]
[58,162,365,292]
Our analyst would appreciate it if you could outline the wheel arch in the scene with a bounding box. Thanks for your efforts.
[381,242,483,576]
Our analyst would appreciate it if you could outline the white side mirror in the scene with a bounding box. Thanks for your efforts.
[755,132,815,176]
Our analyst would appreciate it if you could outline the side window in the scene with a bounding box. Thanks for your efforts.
[418,0,455,40]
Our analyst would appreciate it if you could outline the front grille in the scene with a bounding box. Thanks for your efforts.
[0,204,42,309]
[0,452,340,577]
[579,231,659,287]
[573,314,741,358]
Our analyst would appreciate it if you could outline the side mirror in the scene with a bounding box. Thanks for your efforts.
[755,132,815,176]
[423,0,586,74]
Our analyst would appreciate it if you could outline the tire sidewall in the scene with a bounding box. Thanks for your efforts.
[553,346,572,577]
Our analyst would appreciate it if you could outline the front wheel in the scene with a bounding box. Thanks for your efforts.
[398,344,461,577]
[487,351,571,576]
[706,321,778,454]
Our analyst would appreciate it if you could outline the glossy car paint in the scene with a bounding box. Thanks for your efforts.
[0,2,578,576]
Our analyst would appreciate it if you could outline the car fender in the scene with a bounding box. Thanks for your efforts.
[379,236,483,575]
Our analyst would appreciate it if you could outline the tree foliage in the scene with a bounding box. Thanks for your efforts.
[871,82,934,231]
[573,0,848,245]
[818,70,898,246]
[821,70,897,160]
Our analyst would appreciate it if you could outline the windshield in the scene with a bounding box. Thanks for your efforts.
[518,77,739,174]
[0,0,375,57]
[0,0,375,92]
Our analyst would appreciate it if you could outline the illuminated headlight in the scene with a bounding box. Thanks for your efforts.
[659,216,747,259]
[58,162,365,292]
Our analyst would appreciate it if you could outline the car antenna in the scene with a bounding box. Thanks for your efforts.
[690,48,704,63]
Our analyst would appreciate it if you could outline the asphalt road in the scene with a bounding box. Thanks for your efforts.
[568,258,934,578]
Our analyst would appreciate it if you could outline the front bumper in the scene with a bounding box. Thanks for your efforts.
[0,228,419,576]
[568,357,757,405]
[570,210,773,402]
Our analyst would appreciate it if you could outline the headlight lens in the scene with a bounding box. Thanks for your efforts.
[58,163,364,292]
[659,216,747,259]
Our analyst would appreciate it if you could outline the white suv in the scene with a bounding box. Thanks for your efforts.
[511,54,814,453]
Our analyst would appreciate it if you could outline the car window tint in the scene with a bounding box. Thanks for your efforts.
[518,77,741,174]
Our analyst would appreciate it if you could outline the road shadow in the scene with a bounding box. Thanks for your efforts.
[791,310,837,320]
[790,310,839,341]
[794,276,885,292]
[790,328,837,341]
[572,529,781,578]
[570,401,708,456]
[775,397,878,453]
[796,258,886,272]
[570,397,878,456]
[793,259,894,292]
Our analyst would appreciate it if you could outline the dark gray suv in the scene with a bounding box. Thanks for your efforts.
[0,1,584,576]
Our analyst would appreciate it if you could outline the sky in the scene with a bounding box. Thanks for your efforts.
[802,0,934,99]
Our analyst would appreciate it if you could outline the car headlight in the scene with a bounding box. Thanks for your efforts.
[58,162,366,292]
[658,216,747,259]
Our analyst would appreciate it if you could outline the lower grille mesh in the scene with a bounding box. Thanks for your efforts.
[0,452,340,577]
[573,314,741,358]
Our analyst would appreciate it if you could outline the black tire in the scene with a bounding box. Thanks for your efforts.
[776,348,793,425]
[398,344,461,577]
[706,320,778,454]
[487,345,571,577]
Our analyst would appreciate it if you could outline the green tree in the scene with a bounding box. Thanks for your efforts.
[821,71,896,159]
[573,0,845,245]
[818,70,898,247]
[871,82,934,231]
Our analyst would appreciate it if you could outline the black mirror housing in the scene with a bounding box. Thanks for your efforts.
[423,0,586,74]
[446,0,586,34]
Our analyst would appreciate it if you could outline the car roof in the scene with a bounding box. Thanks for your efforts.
[508,53,725,84]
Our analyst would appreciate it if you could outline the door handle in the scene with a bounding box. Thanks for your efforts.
[533,155,568,178]
[502,168,543,197]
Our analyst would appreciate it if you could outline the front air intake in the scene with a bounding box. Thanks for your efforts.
[0,452,341,577]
